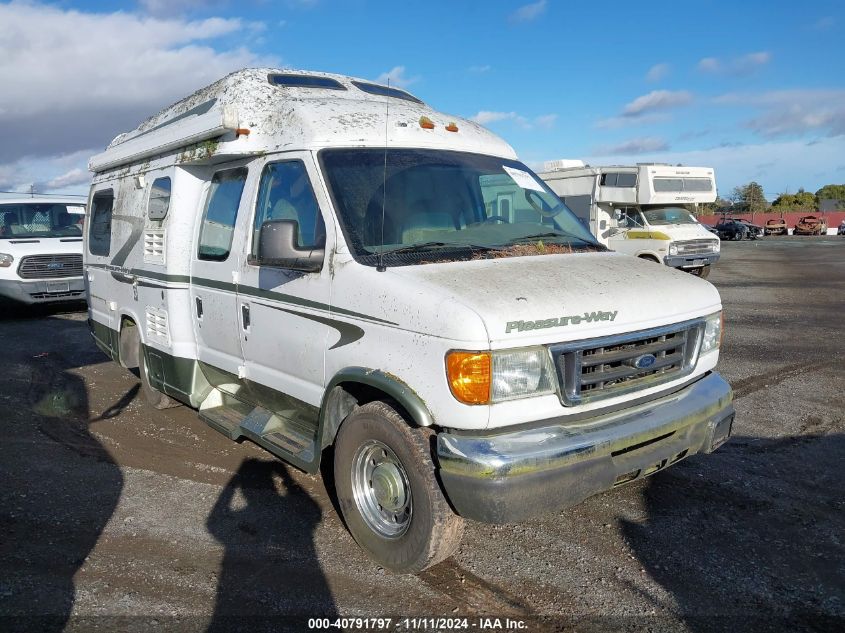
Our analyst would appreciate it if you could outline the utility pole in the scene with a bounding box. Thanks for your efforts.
[29,184,35,198]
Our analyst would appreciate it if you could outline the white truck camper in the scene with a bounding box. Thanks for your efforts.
[85,69,734,572]
[0,196,86,304]
[538,162,720,278]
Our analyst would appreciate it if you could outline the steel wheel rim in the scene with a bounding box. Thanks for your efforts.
[352,440,412,538]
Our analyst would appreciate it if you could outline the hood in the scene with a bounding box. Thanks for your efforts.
[0,237,83,257]
[385,251,721,346]
[642,223,718,241]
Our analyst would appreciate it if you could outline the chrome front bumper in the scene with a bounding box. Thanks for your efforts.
[436,372,734,523]
[663,253,720,269]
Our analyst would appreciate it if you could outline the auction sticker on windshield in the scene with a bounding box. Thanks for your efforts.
[502,166,545,192]
[66,205,86,214]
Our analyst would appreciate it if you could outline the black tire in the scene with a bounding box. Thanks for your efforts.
[334,401,464,573]
[696,266,711,279]
[137,336,177,410]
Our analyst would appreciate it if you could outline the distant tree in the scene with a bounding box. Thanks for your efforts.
[772,190,817,211]
[814,184,845,201]
[730,182,767,213]
[697,197,732,216]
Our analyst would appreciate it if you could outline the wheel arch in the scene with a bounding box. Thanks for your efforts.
[118,310,143,368]
[318,367,435,451]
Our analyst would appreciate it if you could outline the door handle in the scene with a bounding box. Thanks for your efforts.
[195,297,203,319]
[241,304,250,330]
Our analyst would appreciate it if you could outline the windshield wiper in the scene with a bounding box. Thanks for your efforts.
[507,231,603,248]
[379,241,503,256]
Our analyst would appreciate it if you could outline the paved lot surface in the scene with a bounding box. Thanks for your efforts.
[1,236,843,632]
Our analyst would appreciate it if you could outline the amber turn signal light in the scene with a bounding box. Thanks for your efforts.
[446,351,491,405]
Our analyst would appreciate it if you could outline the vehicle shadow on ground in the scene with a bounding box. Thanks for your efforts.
[206,458,338,632]
[622,433,845,633]
[0,341,123,632]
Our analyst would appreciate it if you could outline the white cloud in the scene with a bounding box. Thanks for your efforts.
[0,149,97,195]
[698,51,771,76]
[811,16,836,30]
[534,114,557,129]
[0,2,277,164]
[375,66,420,88]
[44,168,91,190]
[646,63,670,82]
[470,111,556,130]
[510,0,547,23]
[472,111,518,125]
[713,90,845,138]
[621,90,693,117]
[698,57,720,72]
[593,137,670,155]
[138,0,224,17]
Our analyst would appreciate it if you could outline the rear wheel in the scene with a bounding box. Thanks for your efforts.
[334,401,464,573]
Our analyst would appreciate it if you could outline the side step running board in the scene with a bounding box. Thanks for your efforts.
[198,388,317,470]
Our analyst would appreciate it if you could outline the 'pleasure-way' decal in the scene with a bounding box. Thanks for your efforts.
[506,310,618,334]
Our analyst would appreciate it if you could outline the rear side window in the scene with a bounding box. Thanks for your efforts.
[600,172,637,187]
[197,168,247,261]
[148,177,172,220]
[88,190,114,256]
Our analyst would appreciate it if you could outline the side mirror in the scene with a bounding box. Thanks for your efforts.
[255,219,324,272]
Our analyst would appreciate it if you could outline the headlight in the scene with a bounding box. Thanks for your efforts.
[668,243,678,255]
[0,253,13,268]
[700,312,723,355]
[446,347,555,404]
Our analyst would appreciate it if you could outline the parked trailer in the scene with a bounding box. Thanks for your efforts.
[538,162,720,278]
[85,68,733,572]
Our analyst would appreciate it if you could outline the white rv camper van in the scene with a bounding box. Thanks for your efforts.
[0,196,86,304]
[538,162,720,277]
[85,69,733,572]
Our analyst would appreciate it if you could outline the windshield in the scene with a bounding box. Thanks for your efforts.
[0,203,85,239]
[320,149,599,265]
[641,206,699,226]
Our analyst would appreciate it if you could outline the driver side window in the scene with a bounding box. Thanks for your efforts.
[252,160,325,257]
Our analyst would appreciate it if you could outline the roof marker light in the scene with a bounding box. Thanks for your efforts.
[419,116,435,129]
[236,128,251,137]
[445,122,459,132]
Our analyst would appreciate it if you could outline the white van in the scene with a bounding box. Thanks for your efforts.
[0,197,86,304]
[86,69,734,572]
[538,162,720,278]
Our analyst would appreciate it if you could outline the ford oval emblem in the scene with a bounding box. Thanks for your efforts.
[633,354,657,369]
[47,262,64,269]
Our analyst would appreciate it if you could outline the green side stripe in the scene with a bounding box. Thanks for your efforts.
[85,263,396,325]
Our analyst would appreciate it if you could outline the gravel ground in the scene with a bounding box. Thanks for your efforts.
[0,236,843,633]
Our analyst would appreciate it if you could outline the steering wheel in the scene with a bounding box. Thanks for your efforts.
[524,190,561,218]
[483,215,509,224]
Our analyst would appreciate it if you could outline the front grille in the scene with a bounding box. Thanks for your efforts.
[550,320,704,406]
[17,254,83,279]
[675,239,718,255]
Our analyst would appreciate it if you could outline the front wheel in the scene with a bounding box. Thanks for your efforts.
[334,401,464,573]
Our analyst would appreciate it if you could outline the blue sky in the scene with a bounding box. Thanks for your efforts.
[1,0,844,200]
